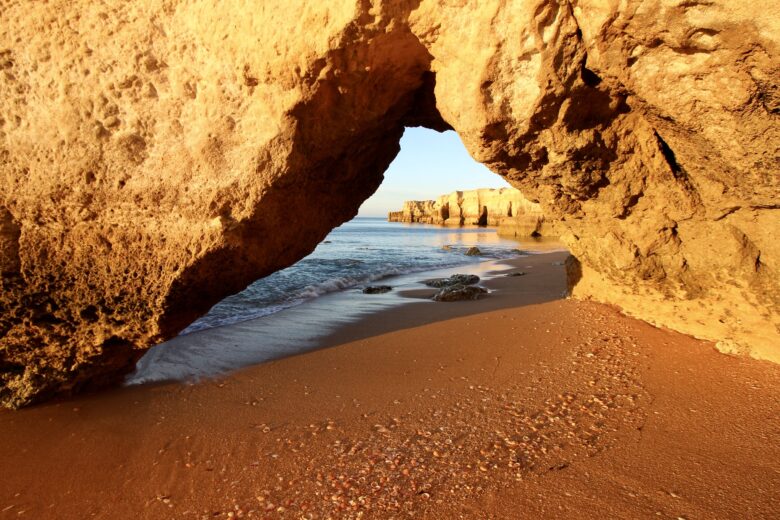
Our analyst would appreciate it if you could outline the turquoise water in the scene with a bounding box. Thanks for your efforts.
[182,217,526,334]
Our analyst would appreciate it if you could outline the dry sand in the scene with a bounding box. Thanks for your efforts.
[0,251,778,519]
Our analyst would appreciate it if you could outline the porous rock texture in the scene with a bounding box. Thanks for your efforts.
[387,187,559,237]
[0,0,778,407]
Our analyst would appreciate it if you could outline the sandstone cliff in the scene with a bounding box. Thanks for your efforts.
[1,1,778,407]
[388,188,558,237]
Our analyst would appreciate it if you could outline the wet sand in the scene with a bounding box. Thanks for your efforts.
[1,251,778,519]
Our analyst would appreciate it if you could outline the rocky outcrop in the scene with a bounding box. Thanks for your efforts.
[1,1,778,407]
[388,188,559,237]
[388,200,440,224]
[362,285,393,294]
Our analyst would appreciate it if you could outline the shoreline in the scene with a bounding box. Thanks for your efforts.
[180,224,565,336]
[1,252,778,518]
[129,247,567,386]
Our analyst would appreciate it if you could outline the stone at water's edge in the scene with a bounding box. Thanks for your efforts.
[363,286,393,295]
[432,285,488,302]
[1,1,778,407]
[424,275,481,288]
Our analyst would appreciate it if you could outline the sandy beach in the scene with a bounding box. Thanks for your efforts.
[1,250,778,519]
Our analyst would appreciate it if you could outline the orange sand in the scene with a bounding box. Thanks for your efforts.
[0,252,778,519]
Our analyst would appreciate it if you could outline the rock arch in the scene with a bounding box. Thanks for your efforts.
[1,0,778,407]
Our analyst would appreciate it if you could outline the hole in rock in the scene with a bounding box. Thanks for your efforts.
[129,128,566,386]
[358,128,510,218]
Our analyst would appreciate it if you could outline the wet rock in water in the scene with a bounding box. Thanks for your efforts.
[442,245,453,251]
[363,285,392,294]
[450,274,480,286]
[432,284,488,302]
[465,247,482,256]
[424,274,480,288]
[506,271,527,277]
[424,278,449,288]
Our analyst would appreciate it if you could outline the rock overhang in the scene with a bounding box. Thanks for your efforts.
[0,0,777,407]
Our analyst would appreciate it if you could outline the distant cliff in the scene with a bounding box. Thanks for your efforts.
[388,188,558,238]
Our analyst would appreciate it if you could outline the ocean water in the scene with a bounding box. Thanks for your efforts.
[128,218,562,385]
[182,217,529,334]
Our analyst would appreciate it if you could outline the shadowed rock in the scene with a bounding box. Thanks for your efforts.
[363,286,393,295]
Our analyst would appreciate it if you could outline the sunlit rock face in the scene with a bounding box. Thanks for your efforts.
[387,188,558,237]
[1,0,777,407]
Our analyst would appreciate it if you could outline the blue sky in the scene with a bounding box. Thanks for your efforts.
[358,128,510,216]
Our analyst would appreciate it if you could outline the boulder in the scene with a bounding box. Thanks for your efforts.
[465,247,482,256]
[362,286,392,294]
[423,274,480,288]
[432,285,488,302]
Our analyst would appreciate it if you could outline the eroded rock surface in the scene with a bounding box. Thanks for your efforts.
[388,187,558,237]
[1,0,778,406]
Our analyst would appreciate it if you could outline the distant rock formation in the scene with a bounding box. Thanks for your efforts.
[388,188,559,237]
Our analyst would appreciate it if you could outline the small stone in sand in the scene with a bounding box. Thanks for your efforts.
[506,271,527,277]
